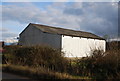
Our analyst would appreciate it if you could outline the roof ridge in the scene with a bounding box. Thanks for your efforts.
[24,23,105,40]
[31,23,93,34]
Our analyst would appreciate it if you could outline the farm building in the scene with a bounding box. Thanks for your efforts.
[19,23,106,57]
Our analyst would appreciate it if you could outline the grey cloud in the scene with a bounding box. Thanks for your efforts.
[2,4,43,23]
[63,8,83,15]
[2,3,59,25]
[0,28,8,32]
[0,27,18,40]
[1,27,18,40]
[2,2,118,38]
[2,32,18,38]
[63,2,118,37]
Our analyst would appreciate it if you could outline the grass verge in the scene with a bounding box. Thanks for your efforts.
[2,64,91,80]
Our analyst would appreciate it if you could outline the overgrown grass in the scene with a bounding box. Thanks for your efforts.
[2,64,73,79]
[2,64,91,80]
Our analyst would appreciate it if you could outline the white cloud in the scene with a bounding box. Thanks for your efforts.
[1,27,18,41]
[2,2,118,40]
[0,28,8,32]
[2,4,42,23]
[2,2,80,29]
[4,37,18,43]
[2,32,18,39]
[110,38,120,41]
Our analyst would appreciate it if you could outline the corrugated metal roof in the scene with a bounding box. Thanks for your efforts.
[21,23,105,40]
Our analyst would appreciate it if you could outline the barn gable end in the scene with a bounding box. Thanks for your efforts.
[19,24,62,49]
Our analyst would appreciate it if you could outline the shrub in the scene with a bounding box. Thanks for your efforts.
[67,49,120,79]
[3,45,68,72]
[3,45,120,79]
[2,45,21,64]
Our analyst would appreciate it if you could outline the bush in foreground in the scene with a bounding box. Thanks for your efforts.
[3,45,68,73]
[3,45,120,79]
[67,49,120,79]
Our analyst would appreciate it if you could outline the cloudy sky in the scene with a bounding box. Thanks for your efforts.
[1,0,119,42]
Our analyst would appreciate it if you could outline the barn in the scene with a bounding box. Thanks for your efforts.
[19,23,106,57]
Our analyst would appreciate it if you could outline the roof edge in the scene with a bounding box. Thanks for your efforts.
[19,23,33,36]
[20,23,105,40]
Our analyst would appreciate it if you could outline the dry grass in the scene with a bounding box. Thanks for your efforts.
[2,64,92,80]
[2,64,74,79]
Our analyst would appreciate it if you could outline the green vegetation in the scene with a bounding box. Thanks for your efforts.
[2,44,120,79]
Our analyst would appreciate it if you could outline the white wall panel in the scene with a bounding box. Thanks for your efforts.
[62,35,106,57]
